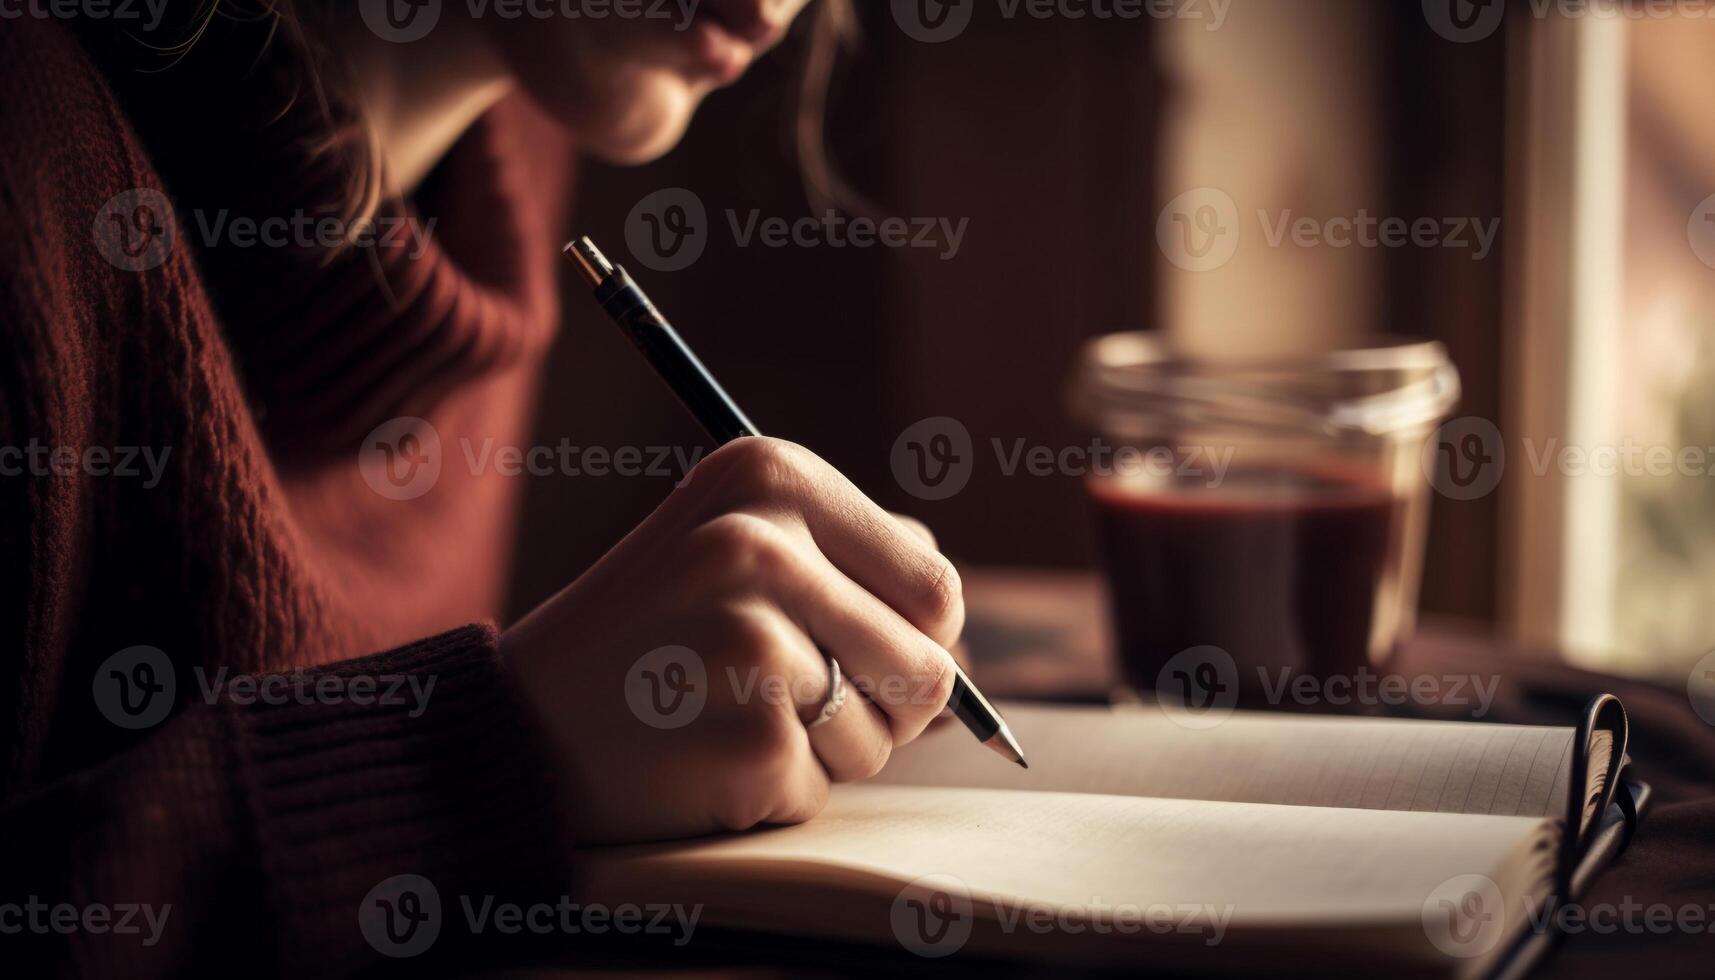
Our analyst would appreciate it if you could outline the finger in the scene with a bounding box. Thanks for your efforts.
[723,601,900,782]
[692,604,838,831]
[762,721,833,827]
[801,659,896,782]
[700,439,965,649]
[723,523,956,744]
[713,698,832,830]
[891,513,937,550]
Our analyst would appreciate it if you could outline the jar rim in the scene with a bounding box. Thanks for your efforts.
[1071,332,1462,438]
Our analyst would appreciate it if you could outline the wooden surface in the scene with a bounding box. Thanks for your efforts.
[957,566,1555,701]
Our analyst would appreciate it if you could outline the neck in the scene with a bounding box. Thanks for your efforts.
[325,12,515,193]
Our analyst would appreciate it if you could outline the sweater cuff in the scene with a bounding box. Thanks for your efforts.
[226,624,569,974]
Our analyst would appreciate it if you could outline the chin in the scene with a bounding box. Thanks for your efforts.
[590,80,706,164]
[530,67,709,166]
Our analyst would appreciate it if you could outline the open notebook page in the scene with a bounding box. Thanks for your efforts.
[875,704,1605,821]
[586,785,1557,973]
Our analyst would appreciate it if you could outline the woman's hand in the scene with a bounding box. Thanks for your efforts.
[502,437,963,845]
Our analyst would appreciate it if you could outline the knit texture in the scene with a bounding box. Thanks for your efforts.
[0,18,577,977]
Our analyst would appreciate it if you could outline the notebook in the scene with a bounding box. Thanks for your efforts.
[578,697,1643,978]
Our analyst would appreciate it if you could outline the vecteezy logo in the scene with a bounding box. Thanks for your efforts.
[1687,194,1715,270]
[359,874,442,958]
[1154,645,1239,730]
[1421,873,1505,958]
[92,645,176,730]
[625,188,709,273]
[624,646,708,729]
[93,188,175,272]
[1157,188,1240,273]
[890,873,974,957]
[1423,0,1505,43]
[891,0,974,43]
[359,417,443,501]
[890,417,974,502]
[359,0,440,42]
[1688,650,1715,726]
[1423,416,1504,501]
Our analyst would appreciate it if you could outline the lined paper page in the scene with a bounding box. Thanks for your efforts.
[876,704,1579,818]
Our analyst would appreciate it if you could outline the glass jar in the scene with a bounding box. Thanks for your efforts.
[1069,332,1461,706]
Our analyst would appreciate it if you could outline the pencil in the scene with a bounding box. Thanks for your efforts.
[563,235,1028,769]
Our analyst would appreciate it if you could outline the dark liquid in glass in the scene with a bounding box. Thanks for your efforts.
[1090,465,1402,708]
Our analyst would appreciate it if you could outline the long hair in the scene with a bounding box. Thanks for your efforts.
[796,0,864,214]
[86,0,380,262]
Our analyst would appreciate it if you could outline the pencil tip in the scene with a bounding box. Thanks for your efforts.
[984,725,1028,769]
[982,728,1027,768]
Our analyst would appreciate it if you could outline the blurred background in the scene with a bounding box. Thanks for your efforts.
[507,0,1715,684]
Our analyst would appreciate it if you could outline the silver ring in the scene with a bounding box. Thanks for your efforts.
[807,658,847,730]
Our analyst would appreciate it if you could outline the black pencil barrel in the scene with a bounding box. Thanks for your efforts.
[596,268,758,444]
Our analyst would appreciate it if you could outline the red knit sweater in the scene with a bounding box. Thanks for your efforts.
[1,18,577,977]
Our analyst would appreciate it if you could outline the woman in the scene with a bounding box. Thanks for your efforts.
[0,2,962,974]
